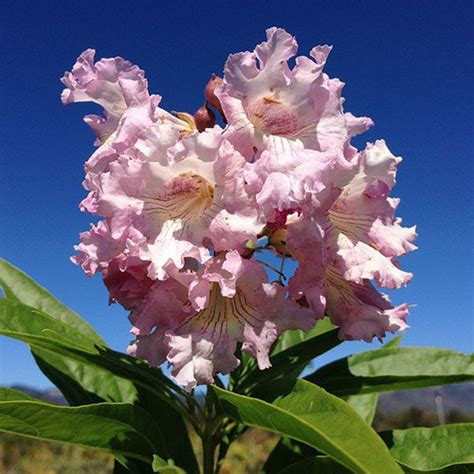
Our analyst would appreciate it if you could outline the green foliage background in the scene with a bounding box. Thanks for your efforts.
[0,259,473,473]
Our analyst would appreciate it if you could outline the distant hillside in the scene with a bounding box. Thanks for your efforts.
[10,384,66,405]
[378,382,474,415]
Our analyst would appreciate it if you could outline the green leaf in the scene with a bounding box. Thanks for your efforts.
[0,260,134,404]
[0,300,102,355]
[308,347,474,396]
[0,299,174,398]
[239,328,341,393]
[381,424,474,471]
[344,393,379,425]
[136,386,199,474]
[32,349,112,405]
[0,258,104,345]
[32,348,138,404]
[0,400,168,463]
[383,334,403,349]
[263,336,404,472]
[212,379,402,473]
[0,387,35,401]
[277,455,351,473]
[343,336,403,424]
[0,298,198,473]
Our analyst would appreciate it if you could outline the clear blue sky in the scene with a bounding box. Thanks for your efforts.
[1,0,472,388]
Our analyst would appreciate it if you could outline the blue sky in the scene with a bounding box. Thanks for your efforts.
[1,0,472,388]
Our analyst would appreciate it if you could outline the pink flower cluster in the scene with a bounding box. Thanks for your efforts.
[63,28,417,390]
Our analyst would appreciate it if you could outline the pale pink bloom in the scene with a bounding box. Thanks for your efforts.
[71,220,148,277]
[126,252,313,390]
[127,278,194,367]
[217,28,372,162]
[217,28,372,220]
[282,141,416,340]
[61,48,196,172]
[327,140,417,289]
[61,49,156,145]
[325,266,410,342]
[163,252,314,390]
[95,127,264,279]
[65,33,417,387]
[243,146,339,221]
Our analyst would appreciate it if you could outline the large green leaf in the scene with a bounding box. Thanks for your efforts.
[212,379,402,473]
[343,336,403,424]
[344,393,379,425]
[308,347,474,395]
[263,336,404,472]
[32,350,198,472]
[0,260,134,404]
[381,424,474,471]
[0,399,167,464]
[135,385,199,473]
[33,355,196,474]
[0,258,104,344]
[0,299,185,402]
[0,387,35,401]
[32,348,137,404]
[0,298,199,472]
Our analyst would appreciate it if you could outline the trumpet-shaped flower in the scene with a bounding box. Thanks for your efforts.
[284,140,416,340]
[217,28,372,162]
[130,252,314,390]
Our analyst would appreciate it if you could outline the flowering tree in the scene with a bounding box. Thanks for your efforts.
[0,28,472,473]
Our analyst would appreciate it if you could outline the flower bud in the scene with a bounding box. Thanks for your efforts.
[194,103,216,132]
[268,227,291,257]
[205,74,225,118]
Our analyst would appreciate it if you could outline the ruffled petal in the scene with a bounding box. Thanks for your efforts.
[61,49,156,143]
[143,220,211,281]
[325,266,409,342]
[71,220,143,276]
[286,215,327,316]
[333,231,413,289]
[65,31,417,386]
[165,254,313,389]
[128,329,169,368]
[218,27,372,166]
[244,141,337,219]
[328,140,417,288]
[95,127,263,254]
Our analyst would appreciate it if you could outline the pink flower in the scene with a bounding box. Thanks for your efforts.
[284,140,416,340]
[131,252,314,390]
[217,28,374,221]
[92,126,264,280]
[65,31,417,388]
[327,140,417,289]
[61,49,155,145]
[217,28,372,162]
